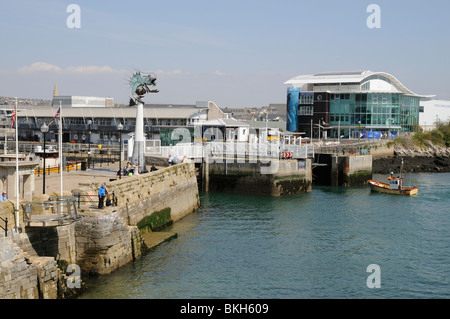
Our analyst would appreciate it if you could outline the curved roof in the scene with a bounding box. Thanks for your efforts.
[284,70,434,98]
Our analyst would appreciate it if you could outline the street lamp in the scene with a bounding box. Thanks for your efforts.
[40,123,49,194]
[118,122,123,179]
[87,120,92,168]
[388,117,392,140]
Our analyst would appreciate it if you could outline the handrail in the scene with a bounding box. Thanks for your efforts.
[158,142,315,160]
[22,197,79,227]
[0,216,7,237]
[73,191,117,209]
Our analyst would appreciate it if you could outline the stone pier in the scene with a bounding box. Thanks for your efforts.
[0,162,200,298]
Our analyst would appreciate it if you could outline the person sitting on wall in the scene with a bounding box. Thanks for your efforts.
[129,162,136,174]
[150,164,158,172]
[168,155,173,166]
[0,192,7,202]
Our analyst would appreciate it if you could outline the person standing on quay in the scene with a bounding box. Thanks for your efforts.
[98,183,107,209]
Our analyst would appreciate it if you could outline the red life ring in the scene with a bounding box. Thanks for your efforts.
[350,149,355,155]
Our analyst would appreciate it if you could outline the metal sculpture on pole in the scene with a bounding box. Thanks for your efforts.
[129,71,159,172]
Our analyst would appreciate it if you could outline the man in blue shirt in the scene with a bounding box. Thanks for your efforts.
[98,184,106,209]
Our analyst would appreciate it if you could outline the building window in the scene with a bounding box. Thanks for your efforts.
[299,106,314,115]
[299,94,314,105]
[361,82,370,91]
[372,94,378,104]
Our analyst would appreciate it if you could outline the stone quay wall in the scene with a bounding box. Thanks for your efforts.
[0,235,72,299]
[0,162,200,298]
[205,158,313,196]
[331,155,373,187]
[72,162,200,275]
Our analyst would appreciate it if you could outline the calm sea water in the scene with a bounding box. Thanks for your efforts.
[79,173,450,299]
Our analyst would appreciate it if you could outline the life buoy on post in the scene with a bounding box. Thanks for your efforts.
[350,149,355,155]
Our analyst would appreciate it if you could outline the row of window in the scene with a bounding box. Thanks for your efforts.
[330,93,419,105]
[330,114,402,125]
[16,118,188,127]
[299,93,418,105]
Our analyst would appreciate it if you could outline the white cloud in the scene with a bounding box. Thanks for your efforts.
[16,62,127,75]
[66,65,114,74]
[18,62,62,73]
[214,70,227,76]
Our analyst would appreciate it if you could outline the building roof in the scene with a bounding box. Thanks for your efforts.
[241,120,286,131]
[194,118,250,127]
[284,70,434,98]
[6,105,204,119]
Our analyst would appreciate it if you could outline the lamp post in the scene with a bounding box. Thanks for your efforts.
[388,118,392,139]
[87,120,92,168]
[40,123,49,194]
[358,120,361,142]
[118,122,123,179]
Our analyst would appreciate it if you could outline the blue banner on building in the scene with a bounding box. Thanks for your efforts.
[287,87,300,132]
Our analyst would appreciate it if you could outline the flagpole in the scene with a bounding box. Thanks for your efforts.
[59,101,63,198]
[15,97,19,231]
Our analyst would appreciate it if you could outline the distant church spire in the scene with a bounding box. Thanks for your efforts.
[53,83,58,96]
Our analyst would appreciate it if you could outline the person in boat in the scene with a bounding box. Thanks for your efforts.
[388,172,394,180]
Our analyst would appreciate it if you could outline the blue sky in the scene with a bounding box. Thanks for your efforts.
[1,0,449,107]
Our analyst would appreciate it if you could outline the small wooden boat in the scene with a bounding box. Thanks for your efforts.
[368,159,418,196]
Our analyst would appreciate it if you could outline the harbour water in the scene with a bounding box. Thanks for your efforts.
[79,173,450,299]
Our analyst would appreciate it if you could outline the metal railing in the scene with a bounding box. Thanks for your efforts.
[22,196,79,227]
[73,191,117,209]
[159,142,315,160]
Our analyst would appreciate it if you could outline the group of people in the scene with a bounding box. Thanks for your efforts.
[118,162,141,177]
[97,183,117,209]
[98,161,164,210]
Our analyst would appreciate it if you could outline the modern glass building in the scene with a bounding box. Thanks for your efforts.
[284,71,432,139]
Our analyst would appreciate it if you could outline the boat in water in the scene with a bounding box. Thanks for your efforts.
[368,159,418,196]
[34,145,81,174]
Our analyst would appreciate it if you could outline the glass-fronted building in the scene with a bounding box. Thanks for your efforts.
[284,71,431,139]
